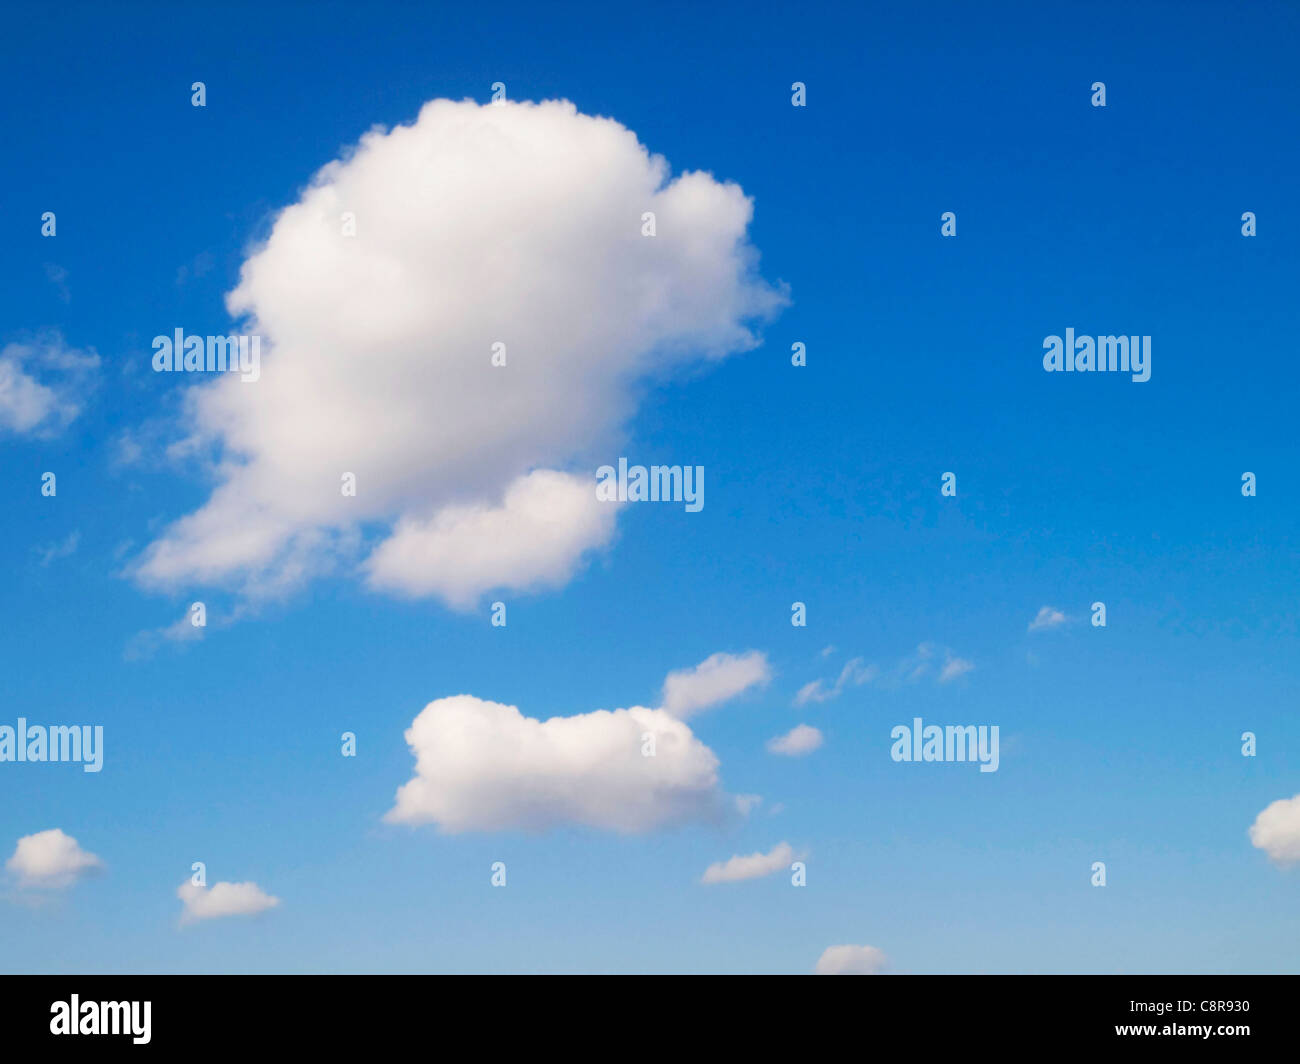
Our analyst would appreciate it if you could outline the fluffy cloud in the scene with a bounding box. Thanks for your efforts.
[1028,606,1067,632]
[177,880,280,924]
[1248,794,1300,864]
[766,723,823,756]
[0,334,99,437]
[701,841,795,884]
[130,98,784,607]
[363,470,620,609]
[815,944,888,975]
[6,829,102,889]
[386,695,722,833]
[661,650,770,719]
[385,650,772,833]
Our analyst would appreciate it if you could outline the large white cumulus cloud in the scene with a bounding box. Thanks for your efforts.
[131,98,784,604]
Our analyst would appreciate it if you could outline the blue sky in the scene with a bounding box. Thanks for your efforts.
[2,0,1298,973]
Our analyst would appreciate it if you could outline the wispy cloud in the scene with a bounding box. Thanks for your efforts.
[794,657,875,706]
[796,643,972,700]
[0,332,99,437]
[43,263,70,303]
[1028,605,1068,632]
[35,531,79,566]
[938,655,975,683]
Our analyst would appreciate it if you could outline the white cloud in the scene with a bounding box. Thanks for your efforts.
[1028,606,1067,632]
[903,642,936,682]
[387,695,722,834]
[938,655,974,683]
[130,98,784,607]
[364,470,620,609]
[387,650,775,833]
[177,880,280,924]
[124,606,207,661]
[815,944,888,975]
[35,531,79,566]
[661,650,770,719]
[6,829,102,889]
[766,723,824,756]
[797,644,970,698]
[701,841,794,884]
[794,656,876,706]
[1249,794,1300,864]
[0,333,99,437]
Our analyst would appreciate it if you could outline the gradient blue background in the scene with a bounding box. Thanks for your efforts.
[1,0,1297,972]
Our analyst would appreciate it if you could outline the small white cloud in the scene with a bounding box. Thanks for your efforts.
[938,655,974,683]
[661,650,770,720]
[177,880,280,924]
[1028,606,1068,632]
[6,829,103,889]
[1249,794,1300,864]
[902,642,936,681]
[701,842,795,884]
[0,333,99,437]
[734,794,763,816]
[815,944,888,975]
[766,723,824,756]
